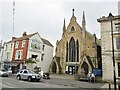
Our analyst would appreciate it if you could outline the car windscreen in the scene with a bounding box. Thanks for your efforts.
[28,70,35,74]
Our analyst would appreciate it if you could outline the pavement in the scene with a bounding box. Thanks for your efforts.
[45,74,108,89]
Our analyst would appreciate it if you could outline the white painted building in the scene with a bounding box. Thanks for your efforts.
[27,33,53,73]
[97,14,120,82]
[0,40,3,69]
[2,40,14,70]
[26,33,43,71]
[39,38,53,72]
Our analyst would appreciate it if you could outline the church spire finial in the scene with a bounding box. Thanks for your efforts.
[72,9,75,17]
[82,11,87,55]
[70,9,76,21]
[63,18,66,32]
[82,11,86,29]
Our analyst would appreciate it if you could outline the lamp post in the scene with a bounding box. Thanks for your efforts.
[108,13,116,90]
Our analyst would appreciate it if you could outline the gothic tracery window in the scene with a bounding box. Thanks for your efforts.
[66,42,68,62]
[69,37,76,62]
[76,40,79,62]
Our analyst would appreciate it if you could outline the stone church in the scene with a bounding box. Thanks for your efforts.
[50,9,102,76]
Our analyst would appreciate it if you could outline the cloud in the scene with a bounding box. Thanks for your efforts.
[1,1,118,55]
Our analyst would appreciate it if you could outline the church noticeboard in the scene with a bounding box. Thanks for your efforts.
[93,68,102,76]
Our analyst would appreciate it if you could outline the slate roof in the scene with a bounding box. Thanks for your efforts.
[6,32,37,43]
[86,31,101,46]
[5,32,53,47]
[41,38,53,47]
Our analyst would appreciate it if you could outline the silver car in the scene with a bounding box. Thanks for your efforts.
[7,69,12,76]
[0,69,8,77]
[16,69,41,82]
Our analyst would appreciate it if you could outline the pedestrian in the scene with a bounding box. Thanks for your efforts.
[87,71,91,83]
[91,73,95,83]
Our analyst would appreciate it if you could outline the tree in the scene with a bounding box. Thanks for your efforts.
[26,58,37,71]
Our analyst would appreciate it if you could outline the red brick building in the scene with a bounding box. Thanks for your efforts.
[12,32,37,73]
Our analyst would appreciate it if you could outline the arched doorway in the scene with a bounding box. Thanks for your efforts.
[52,62,57,73]
[81,62,89,75]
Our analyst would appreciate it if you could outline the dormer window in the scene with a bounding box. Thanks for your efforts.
[71,26,75,32]
[15,41,19,49]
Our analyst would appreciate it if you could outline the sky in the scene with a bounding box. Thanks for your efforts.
[0,0,119,55]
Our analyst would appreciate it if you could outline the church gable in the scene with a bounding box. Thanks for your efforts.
[63,9,82,35]
[65,22,82,34]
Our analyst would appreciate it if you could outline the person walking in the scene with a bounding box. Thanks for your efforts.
[91,73,95,83]
[87,71,91,83]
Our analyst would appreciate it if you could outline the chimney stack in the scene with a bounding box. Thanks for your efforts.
[23,32,27,36]
[12,37,16,40]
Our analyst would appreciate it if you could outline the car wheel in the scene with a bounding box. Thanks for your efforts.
[43,76,46,79]
[28,77,32,82]
[17,75,21,80]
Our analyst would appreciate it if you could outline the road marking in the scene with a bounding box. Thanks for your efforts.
[1,77,10,79]
[4,82,16,88]
[0,82,14,88]
[46,84,50,87]
[101,83,110,88]
[18,80,40,84]
[19,81,30,83]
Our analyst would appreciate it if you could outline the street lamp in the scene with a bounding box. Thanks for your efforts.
[108,13,116,90]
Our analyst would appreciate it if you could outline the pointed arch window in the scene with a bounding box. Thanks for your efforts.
[69,37,76,62]
[66,42,68,62]
[76,40,79,62]
[71,26,75,32]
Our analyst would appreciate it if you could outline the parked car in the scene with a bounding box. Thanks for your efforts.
[16,69,41,82]
[43,72,50,79]
[0,69,8,77]
[7,69,12,76]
